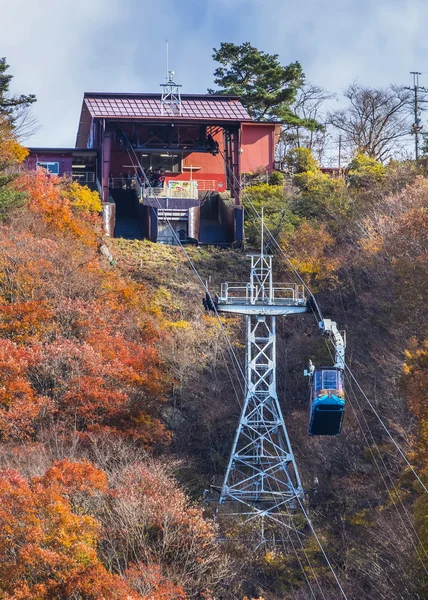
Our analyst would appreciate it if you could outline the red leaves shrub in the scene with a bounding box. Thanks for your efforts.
[0,166,170,446]
[125,564,188,599]
[0,340,50,440]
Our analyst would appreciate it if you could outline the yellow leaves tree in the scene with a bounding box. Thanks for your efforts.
[0,117,29,163]
[348,152,386,187]
[281,219,339,290]
[292,169,348,220]
[61,180,102,214]
[0,116,29,218]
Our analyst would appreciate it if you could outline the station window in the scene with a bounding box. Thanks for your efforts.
[140,153,181,173]
[36,161,60,175]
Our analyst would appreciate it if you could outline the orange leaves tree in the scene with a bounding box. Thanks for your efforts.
[17,168,99,243]
[0,168,170,446]
[0,341,50,440]
[0,455,230,600]
[0,459,143,600]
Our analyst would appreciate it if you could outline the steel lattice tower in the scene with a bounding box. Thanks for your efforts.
[160,70,182,116]
[216,253,307,526]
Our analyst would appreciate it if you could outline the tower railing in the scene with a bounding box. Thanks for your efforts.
[219,281,305,306]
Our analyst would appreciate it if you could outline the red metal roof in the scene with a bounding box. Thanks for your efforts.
[84,93,251,122]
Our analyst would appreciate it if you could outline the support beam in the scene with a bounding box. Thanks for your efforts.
[102,130,112,203]
[231,126,241,206]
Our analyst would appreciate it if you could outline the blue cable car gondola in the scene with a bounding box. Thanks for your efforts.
[305,320,346,436]
[309,367,345,436]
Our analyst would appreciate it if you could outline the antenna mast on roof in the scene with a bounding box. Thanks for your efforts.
[160,40,182,116]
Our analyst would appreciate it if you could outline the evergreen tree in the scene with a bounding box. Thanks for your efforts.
[0,57,36,122]
[210,42,312,126]
[0,59,34,218]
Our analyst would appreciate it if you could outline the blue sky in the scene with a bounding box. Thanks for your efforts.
[1,0,427,147]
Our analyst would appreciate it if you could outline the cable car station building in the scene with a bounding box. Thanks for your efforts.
[27,76,279,246]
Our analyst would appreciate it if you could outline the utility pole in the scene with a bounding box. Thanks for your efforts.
[338,135,342,169]
[406,72,428,160]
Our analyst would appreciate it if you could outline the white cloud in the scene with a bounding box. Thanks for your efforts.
[1,0,427,146]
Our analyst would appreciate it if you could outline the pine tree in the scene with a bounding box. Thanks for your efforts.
[0,57,36,122]
[0,59,34,217]
[210,42,310,125]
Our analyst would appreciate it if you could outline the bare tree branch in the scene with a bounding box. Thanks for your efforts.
[328,83,413,161]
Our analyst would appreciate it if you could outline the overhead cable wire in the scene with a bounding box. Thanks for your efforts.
[262,469,325,600]
[322,340,428,577]
[260,440,329,600]
[120,134,246,405]
[347,377,428,573]
[264,425,350,600]
[345,365,428,494]
[213,150,352,599]
[287,477,350,600]
[220,150,427,495]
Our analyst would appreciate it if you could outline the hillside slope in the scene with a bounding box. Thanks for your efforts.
[0,150,426,599]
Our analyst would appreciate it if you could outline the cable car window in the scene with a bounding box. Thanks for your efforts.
[322,370,338,390]
[314,371,323,391]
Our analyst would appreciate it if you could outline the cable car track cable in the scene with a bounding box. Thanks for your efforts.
[345,364,428,495]
[322,339,428,574]
[120,135,246,408]
[220,152,428,495]
[126,143,345,599]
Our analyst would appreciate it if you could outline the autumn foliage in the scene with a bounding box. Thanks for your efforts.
[1,113,428,597]
[0,168,170,445]
[0,456,214,599]
[0,138,234,597]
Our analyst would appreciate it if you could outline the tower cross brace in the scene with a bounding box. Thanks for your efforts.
[160,70,182,116]
[216,255,307,521]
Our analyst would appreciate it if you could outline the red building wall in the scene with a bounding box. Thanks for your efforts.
[165,129,226,190]
[241,123,276,173]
